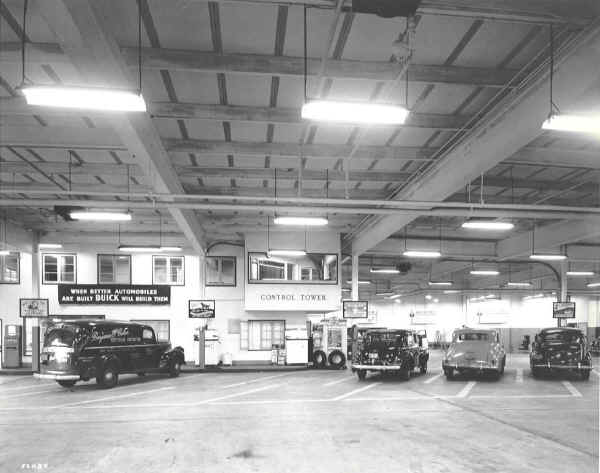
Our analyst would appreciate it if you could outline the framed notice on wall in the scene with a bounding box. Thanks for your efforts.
[553,301,575,319]
[343,300,369,319]
[189,300,216,318]
[19,298,49,318]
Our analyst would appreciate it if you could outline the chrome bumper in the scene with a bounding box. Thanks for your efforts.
[532,362,592,370]
[352,364,402,371]
[34,373,80,381]
[443,361,496,370]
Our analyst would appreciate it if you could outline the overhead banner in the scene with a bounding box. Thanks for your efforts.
[58,284,170,305]
[343,300,369,319]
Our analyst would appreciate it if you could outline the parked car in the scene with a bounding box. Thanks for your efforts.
[351,329,429,381]
[443,328,506,380]
[34,320,185,388]
[530,327,592,380]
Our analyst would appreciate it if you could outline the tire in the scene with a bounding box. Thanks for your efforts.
[57,380,76,388]
[169,358,182,378]
[328,350,346,370]
[357,369,367,381]
[580,369,590,381]
[419,360,427,374]
[400,368,411,381]
[531,367,541,379]
[313,350,327,369]
[96,363,119,389]
[499,357,506,375]
[137,372,146,377]
[445,368,454,380]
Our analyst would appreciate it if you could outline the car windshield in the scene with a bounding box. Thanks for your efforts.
[542,331,581,343]
[456,332,489,342]
[366,333,407,345]
[44,328,75,347]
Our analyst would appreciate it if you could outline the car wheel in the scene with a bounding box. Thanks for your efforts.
[57,380,76,388]
[531,367,541,378]
[445,368,454,380]
[400,368,411,381]
[313,350,327,369]
[580,369,590,381]
[137,372,146,377]
[328,350,346,370]
[419,360,427,374]
[499,357,505,374]
[357,369,367,381]
[169,358,182,378]
[97,363,119,389]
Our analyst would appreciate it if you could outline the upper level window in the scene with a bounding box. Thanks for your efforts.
[152,255,184,286]
[98,254,131,284]
[248,252,337,284]
[43,254,76,284]
[206,256,236,286]
[0,252,19,284]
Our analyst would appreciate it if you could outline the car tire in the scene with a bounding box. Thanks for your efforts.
[419,360,427,374]
[445,368,454,380]
[313,350,327,369]
[96,363,119,389]
[328,350,346,370]
[580,369,590,381]
[169,358,182,378]
[137,372,146,377]
[531,367,541,378]
[357,369,367,381]
[400,368,411,381]
[57,380,76,388]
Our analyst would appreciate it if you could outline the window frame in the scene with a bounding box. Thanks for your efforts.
[205,255,237,287]
[247,252,338,285]
[42,253,77,285]
[131,319,170,342]
[152,255,185,286]
[241,320,286,351]
[0,252,20,284]
[97,254,132,285]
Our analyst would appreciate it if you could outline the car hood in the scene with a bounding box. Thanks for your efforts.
[446,341,491,361]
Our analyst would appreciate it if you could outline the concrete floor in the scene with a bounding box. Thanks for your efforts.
[0,352,597,473]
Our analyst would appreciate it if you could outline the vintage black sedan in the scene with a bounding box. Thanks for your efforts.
[34,320,185,388]
[530,327,592,380]
[351,329,429,381]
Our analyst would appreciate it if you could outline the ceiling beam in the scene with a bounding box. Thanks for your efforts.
[32,0,206,254]
[350,21,600,256]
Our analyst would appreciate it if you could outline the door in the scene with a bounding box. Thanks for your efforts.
[126,325,145,371]
[141,327,163,370]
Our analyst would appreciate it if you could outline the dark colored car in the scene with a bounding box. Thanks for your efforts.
[34,320,185,388]
[530,327,592,380]
[351,329,429,381]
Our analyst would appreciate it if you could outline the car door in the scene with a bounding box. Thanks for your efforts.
[126,325,145,371]
[141,327,163,370]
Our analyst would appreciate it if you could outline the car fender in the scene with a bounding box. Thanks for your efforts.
[97,354,121,373]
[162,346,186,365]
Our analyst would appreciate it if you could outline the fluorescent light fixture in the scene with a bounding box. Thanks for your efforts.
[346,280,371,285]
[425,294,433,300]
[376,291,394,296]
[387,294,402,300]
[38,243,63,249]
[529,254,567,261]
[443,290,460,294]
[523,293,545,300]
[22,86,146,112]
[506,281,532,287]
[119,245,161,252]
[273,216,328,226]
[566,271,594,277]
[70,211,132,221]
[0,250,10,256]
[587,282,600,288]
[403,250,441,258]
[428,281,453,286]
[267,249,307,257]
[541,114,600,134]
[342,288,351,292]
[433,298,439,303]
[301,100,409,125]
[485,294,497,299]
[470,270,500,276]
[159,246,182,252]
[370,267,400,274]
[461,221,514,231]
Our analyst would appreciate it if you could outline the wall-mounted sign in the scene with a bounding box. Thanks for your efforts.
[343,300,369,319]
[189,300,215,318]
[245,284,340,311]
[58,285,170,305]
[553,301,575,319]
[20,298,49,317]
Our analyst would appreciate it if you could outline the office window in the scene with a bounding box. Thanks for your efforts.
[153,256,184,286]
[0,252,19,284]
[98,254,131,284]
[248,252,337,284]
[132,320,170,342]
[240,320,285,351]
[43,254,76,284]
[206,256,236,286]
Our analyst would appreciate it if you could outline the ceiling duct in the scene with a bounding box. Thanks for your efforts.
[352,0,422,18]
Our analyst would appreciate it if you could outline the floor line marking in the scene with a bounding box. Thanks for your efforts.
[197,383,281,404]
[323,377,353,387]
[469,394,575,399]
[57,386,175,407]
[516,368,524,383]
[221,372,296,389]
[331,382,381,401]
[1,389,57,400]
[1,384,55,393]
[456,381,477,398]
[592,369,600,377]
[562,380,582,398]
[423,373,442,384]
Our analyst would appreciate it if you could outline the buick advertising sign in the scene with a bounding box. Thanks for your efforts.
[58,284,171,305]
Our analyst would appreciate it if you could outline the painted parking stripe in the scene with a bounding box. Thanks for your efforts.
[516,368,524,383]
[1,389,57,400]
[1,383,55,393]
[332,382,381,401]
[58,386,175,407]
[423,373,443,385]
[562,381,582,398]
[456,381,477,398]
[592,369,600,377]
[323,377,353,387]
[221,372,297,389]
[196,383,281,405]
[470,394,574,399]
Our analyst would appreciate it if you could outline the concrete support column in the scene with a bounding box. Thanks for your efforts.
[351,254,359,301]
[32,231,40,298]
[558,261,568,327]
